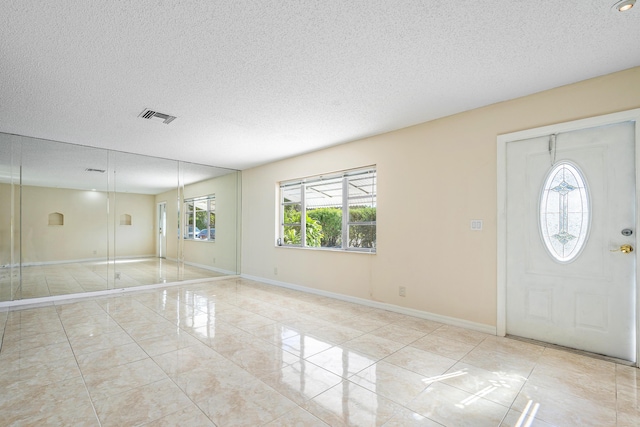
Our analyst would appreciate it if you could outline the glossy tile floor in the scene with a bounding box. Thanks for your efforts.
[1,277,639,426]
[0,258,225,301]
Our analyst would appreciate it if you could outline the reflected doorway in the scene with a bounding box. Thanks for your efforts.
[158,202,167,259]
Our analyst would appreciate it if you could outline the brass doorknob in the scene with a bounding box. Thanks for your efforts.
[612,244,634,253]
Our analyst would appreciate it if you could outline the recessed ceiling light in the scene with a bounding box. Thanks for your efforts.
[612,0,635,11]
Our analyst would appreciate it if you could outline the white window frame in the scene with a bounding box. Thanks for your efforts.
[279,166,376,253]
[183,194,215,242]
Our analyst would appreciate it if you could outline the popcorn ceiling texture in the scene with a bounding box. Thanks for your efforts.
[1,0,639,169]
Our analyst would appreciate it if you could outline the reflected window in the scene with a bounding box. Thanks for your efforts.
[184,194,215,241]
[539,161,590,262]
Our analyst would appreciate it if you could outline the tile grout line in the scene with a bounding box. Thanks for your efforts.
[68,295,199,426]
[56,303,104,427]
[4,278,634,425]
[116,290,224,426]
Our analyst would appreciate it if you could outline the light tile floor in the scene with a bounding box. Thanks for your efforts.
[1,277,639,426]
[0,258,225,301]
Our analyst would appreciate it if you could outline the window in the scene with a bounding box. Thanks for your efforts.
[279,167,376,252]
[539,162,590,262]
[183,195,215,241]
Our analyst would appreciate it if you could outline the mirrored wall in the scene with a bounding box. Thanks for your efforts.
[0,133,240,302]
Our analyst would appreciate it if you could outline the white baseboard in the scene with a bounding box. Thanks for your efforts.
[165,257,236,276]
[0,275,239,310]
[241,274,497,335]
[2,254,158,268]
[183,261,238,276]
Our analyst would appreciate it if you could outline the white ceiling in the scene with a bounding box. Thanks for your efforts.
[1,1,639,171]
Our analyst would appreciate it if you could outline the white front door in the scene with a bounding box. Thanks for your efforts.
[158,202,167,259]
[505,121,636,361]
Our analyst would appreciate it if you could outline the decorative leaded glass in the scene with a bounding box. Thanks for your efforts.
[539,162,590,262]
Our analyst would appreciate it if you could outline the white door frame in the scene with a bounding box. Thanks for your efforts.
[497,108,640,364]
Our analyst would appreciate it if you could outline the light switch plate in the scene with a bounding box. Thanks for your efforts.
[470,220,483,231]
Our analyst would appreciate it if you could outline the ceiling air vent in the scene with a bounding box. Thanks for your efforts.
[138,108,176,124]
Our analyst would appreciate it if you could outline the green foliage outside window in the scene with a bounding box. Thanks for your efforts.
[195,211,215,231]
[307,207,342,247]
[285,206,376,249]
[283,207,323,247]
[349,206,376,248]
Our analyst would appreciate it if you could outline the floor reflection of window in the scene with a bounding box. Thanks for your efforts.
[422,370,467,385]
[186,291,215,339]
[515,400,540,427]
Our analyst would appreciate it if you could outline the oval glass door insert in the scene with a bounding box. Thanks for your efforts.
[539,161,590,263]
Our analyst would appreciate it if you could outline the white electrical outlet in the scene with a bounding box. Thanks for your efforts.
[399,286,406,297]
[212,257,216,264]
[274,267,278,275]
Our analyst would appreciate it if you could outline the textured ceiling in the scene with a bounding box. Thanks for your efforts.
[1,1,639,170]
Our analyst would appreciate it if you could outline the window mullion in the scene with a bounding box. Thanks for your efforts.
[301,184,307,247]
[342,177,348,249]
[206,199,210,235]
[191,210,196,240]
[280,190,285,243]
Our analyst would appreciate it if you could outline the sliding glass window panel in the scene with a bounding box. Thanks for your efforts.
[305,176,343,248]
[347,170,377,251]
[194,198,207,238]
[281,183,302,246]
[183,195,215,241]
[185,201,196,238]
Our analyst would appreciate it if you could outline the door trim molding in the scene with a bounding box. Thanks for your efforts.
[497,108,640,364]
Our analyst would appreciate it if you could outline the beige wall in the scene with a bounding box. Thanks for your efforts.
[1,185,155,264]
[112,192,157,259]
[241,66,640,328]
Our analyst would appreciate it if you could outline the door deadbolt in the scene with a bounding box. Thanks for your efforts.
[621,229,633,236]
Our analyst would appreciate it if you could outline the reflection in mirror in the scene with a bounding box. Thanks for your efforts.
[0,135,21,301]
[18,137,110,298]
[110,151,180,290]
[179,161,239,279]
[0,133,240,303]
